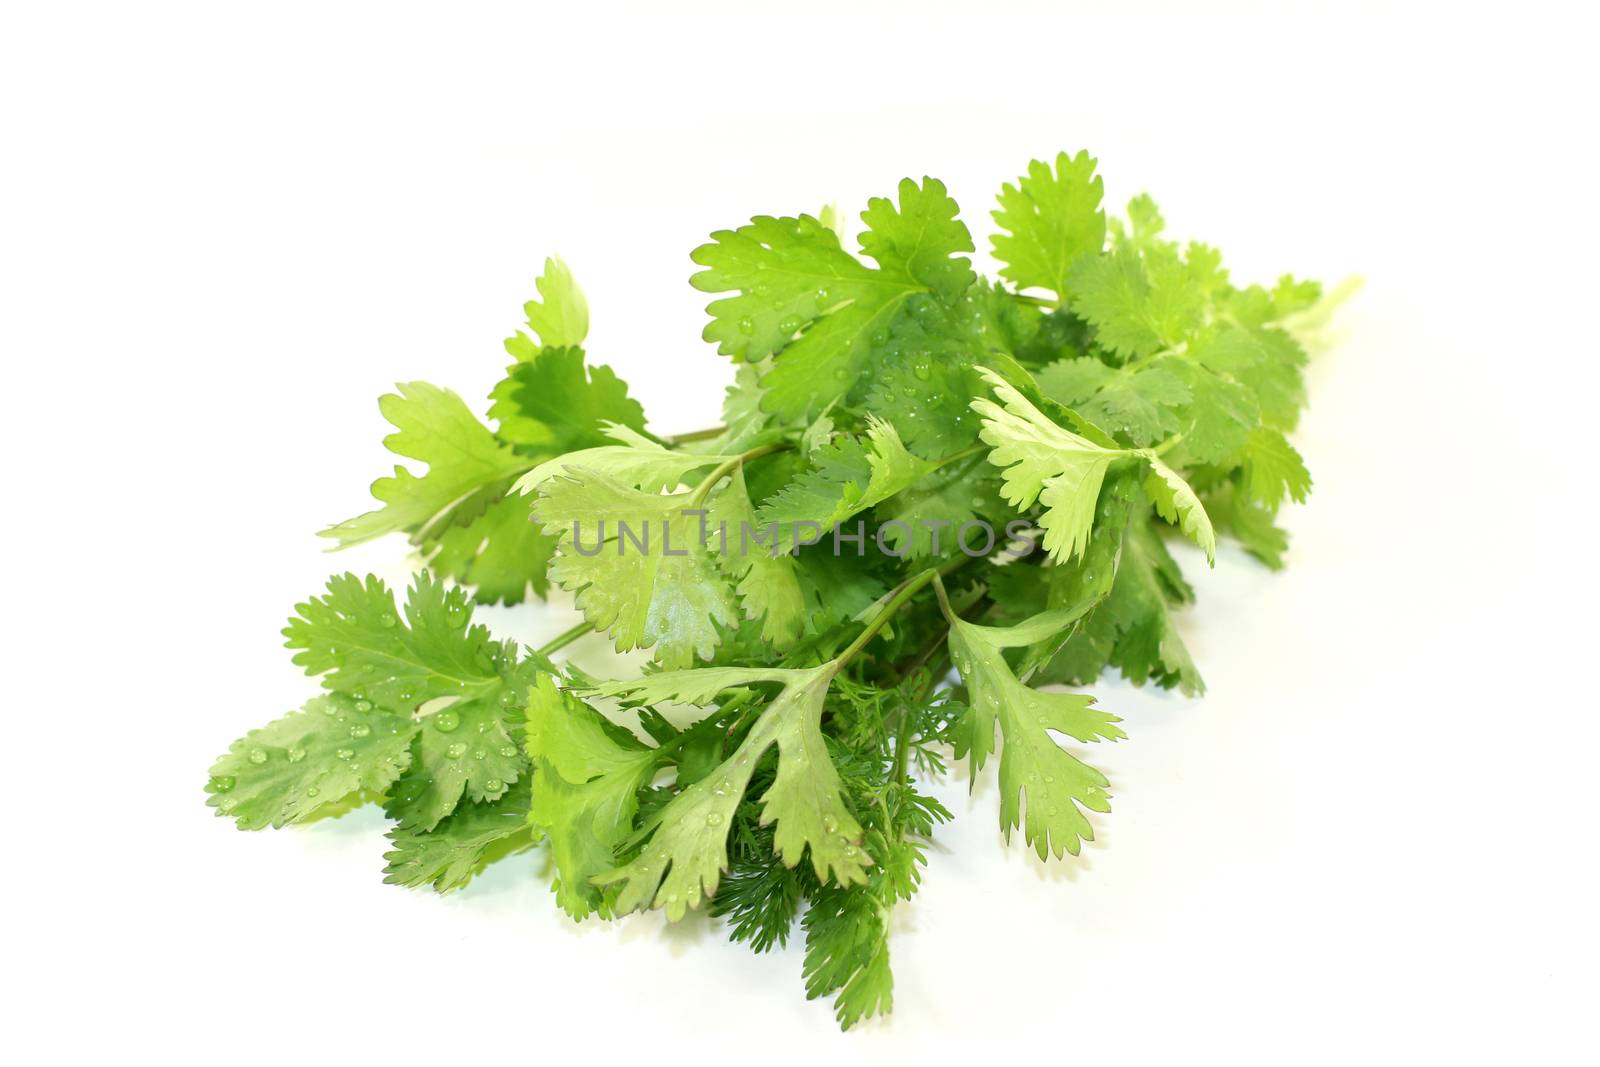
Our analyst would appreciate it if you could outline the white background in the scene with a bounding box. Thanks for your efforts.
[5,1,1596,1062]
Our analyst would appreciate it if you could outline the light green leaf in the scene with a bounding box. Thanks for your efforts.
[942,603,1124,860]
[534,469,738,667]
[382,780,535,892]
[524,674,658,918]
[321,382,531,548]
[709,466,805,649]
[990,150,1106,298]
[503,256,588,358]
[596,664,870,919]
[970,367,1125,561]
[488,345,646,454]
[1140,452,1217,562]
[206,694,417,830]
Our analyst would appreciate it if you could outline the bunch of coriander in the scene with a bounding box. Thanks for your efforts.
[206,151,1336,1028]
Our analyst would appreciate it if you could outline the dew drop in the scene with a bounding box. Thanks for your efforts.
[209,775,236,793]
[247,748,268,765]
[822,814,839,834]
[499,745,517,758]
[705,812,724,827]
[349,723,371,739]
[336,748,354,761]
[287,747,306,764]
[815,286,830,304]
[737,316,755,336]
[484,778,504,792]
[911,357,932,381]
[447,742,468,759]
[778,315,801,334]
[474,749,486,760]
[380,613,397,628]
[354,699,373,713]
[433,710,461,733]
[305,785,320,798]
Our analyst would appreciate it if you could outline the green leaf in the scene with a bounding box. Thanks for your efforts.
[424,490,555,606]
[515,428,737,496]
[525,674,658,918]
[970,367,1124,561]
[595,664,871,918]
[1140,452,1216,562]
[802,881,894,1029]
[1067,242,1207,360]
[991,150,1106,298]
[693,178,976,421]
[1239,427,1312,511]
[382,779,535,891]
[488,345,647,454]
[206,694,417,830]
[758,417,935,549]
[533,468,738,667]
[503,256,589,358]
[282,572,533,829]
[709,466,806,649]
[1037,357,1191,447]
[321,382,531,548]
[857,176,976,305]
[942,602,1124,859]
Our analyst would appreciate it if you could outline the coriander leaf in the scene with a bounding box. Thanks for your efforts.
[758,417,935,549]
[381,779,535,891]
[693,178,975,421]
[1141,452,1217,562]
[857,176,976,305]
[710,465,806,649]
[321,382,531,548]
[941,599,1124,859]
[1239,426,1312,511]
[488,345,647,454]
[990,150,1106,298]
[1037,357,1192,447]
[802,882,894,1029]
[515,428,738,496]
[1068,243,1206,360]
[970,367,1124,561]
[503,255,589,358]
[691,212,876,364]
[206,694,417,830]
[1205,481,1290,569]
[594,664,871,918]
[424,489,555,606]
[533,468,738,667]
[525,674,658,918]
[283,572,532,829]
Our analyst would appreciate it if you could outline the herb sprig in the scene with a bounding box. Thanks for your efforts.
[206,151,1342,1028]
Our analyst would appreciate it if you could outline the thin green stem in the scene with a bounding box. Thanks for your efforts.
[667,425,728,445]
[687,442,786,507]
[833,555,970,675]
[535,620,593,658]
[832,569,939,673]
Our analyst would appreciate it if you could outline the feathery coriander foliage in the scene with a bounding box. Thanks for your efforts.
[206,153,1342,1029]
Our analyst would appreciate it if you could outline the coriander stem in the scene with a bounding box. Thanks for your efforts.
[667,426,728,445]
[832,569,940,672]
[833,555,970,674]
[687,442,786,507]
[535,620,593,658]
